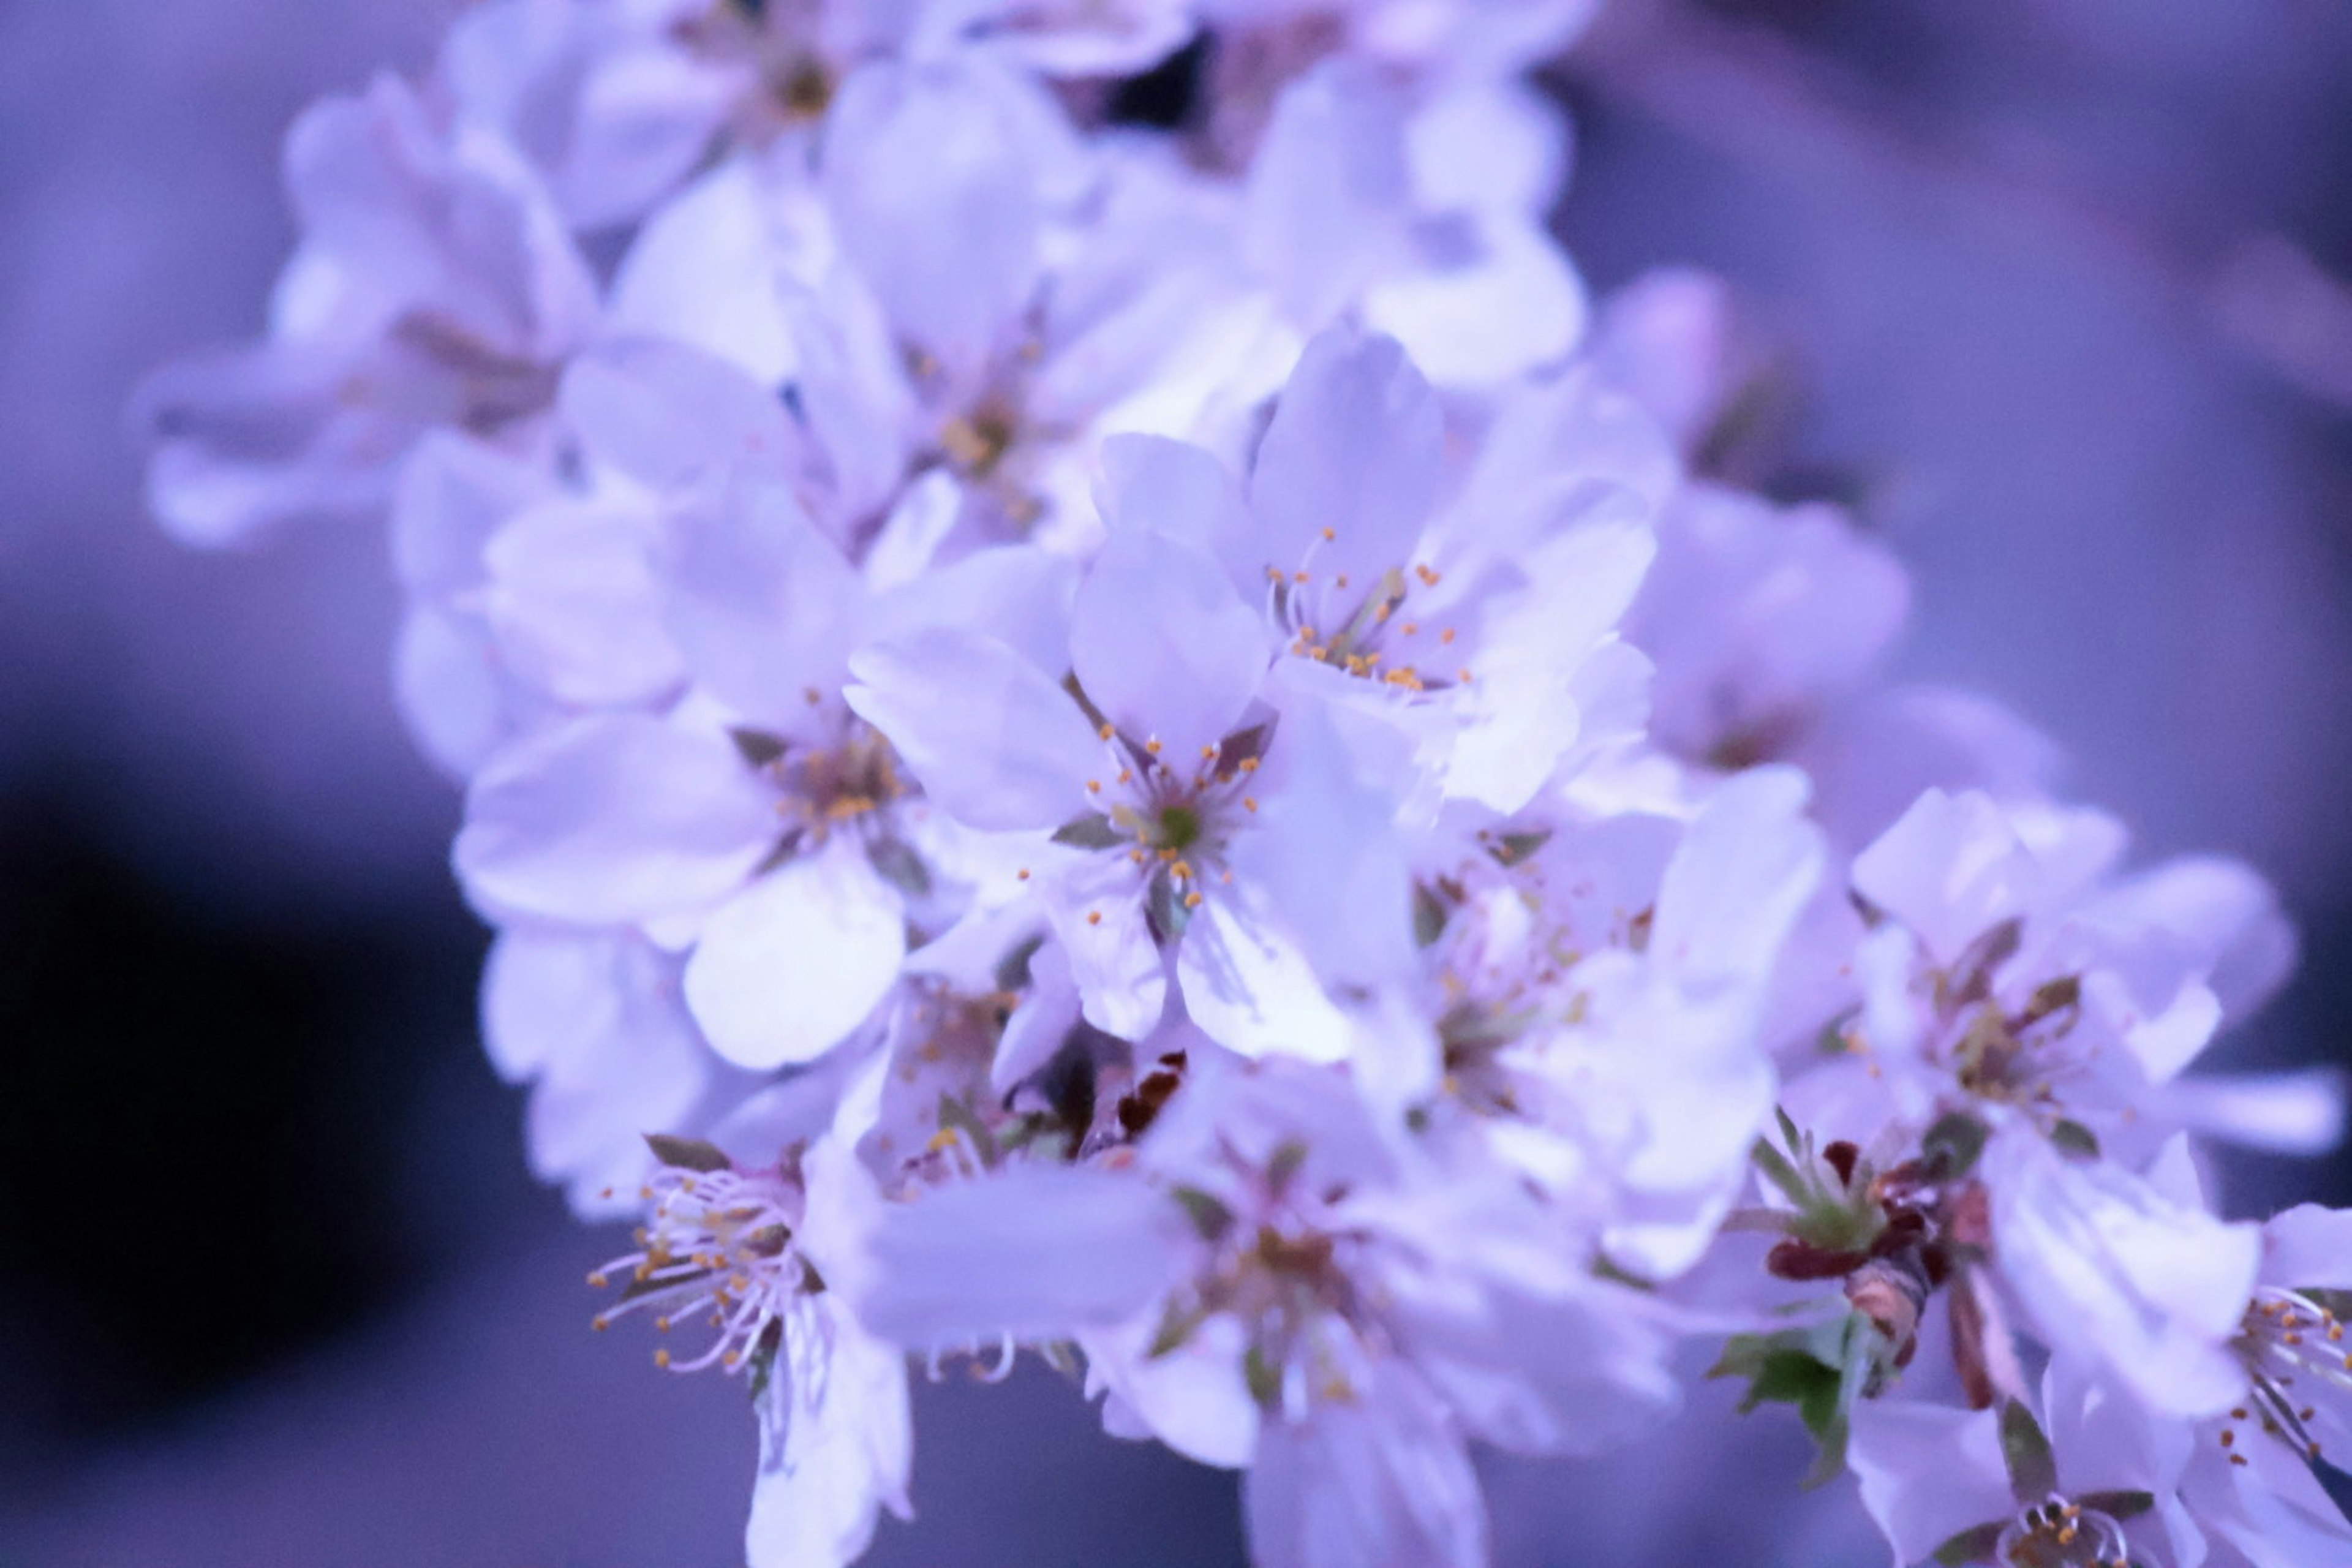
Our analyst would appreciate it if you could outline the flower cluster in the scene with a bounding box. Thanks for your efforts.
[141,2,2352,1565]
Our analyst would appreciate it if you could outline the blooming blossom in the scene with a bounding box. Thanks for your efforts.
[139,3,2352,1567]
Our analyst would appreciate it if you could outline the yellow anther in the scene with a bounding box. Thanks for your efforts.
[1292,571,1310,584]
[1239,757,1260,772]
[1321,527,1335,541]
[1243,797,1258,812]
[1088,910,1103,925]
[654,1349,672,1368]
[1185,892,1204,908]
[587,1271,609,1289]
[1099,723,1116,740]
[592,1316,611,1332]
[1087,779,1102,793]
[1017,868,1031,880]
[1146,739,1163,754]
[1439,627,1456,644]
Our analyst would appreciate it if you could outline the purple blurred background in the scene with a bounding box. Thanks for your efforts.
[1,1,2348,1562]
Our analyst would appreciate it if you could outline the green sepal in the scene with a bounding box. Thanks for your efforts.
[1488,829,1552,867]
[1243,1344,1283,1408]
[644,1133,731,1173]
[2049,1119,2101,1161]
[1412,883,1450,948]
[1709,1310,1888,1488]
[1999,1398,2059,1502]
[1052,812,1123,849]
[866,834,932,899]
[1170,1185,1235,1243]
[1922,1111,1989,1178]
[1147,868,1193,941]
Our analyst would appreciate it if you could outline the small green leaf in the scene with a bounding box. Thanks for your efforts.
[1752,1136,1814,1208]
[1999,1399,2058,1503]
[644,1133,730,1173]
[993,933,1044,993]
[745,1336,780,1403]
[2049,1120,2101,1161]
[1922,1112,1990,1179]
[1929,1521,2005,1566]
[1147,1299,1209,1358]
[1412,883,1450,948]
[866,835,932,899]
[2078,1490,2155,1522]
[1243,1344,1283,1408]
[1052,812,1123,849]
[1170,1185,1234,1242]
[1147,868,1193,941]
[729,727,787,767]
[1488,829,1553,867]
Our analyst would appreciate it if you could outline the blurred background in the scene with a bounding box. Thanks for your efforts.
[1,0,2348,1562]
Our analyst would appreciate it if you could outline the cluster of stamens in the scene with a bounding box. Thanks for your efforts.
[589,1161,812,1374]
[673,0,839,128]
[1911,919,2091,1120]
[1267,532,1471,691]
[2222,1287,2351,1465]
[920,335,1057,530]
[1076,721,1268,915]
[742,720,907,846]
[1993,1497,2130,1567]
[1153,1144,1384,1415]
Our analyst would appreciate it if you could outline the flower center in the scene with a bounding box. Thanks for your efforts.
[590,1160,813,1376]
[2222,1287,2352,1464]
[1992,1497,2130,1568]
[738,720,908,845]
[1266,545,1469,691]
[1150,1143,1380,1412]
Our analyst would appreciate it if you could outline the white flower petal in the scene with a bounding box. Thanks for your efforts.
[854,1163,1186,1349]
[1250,327,1442,588]
[1070,525,1267,763]
[1175,890,1351,1064]
[745,1292,913,1568]
[456,714,775,924]
[1243,1364,1485,1568]
[685,840,907,1070]
[846,629,1098,832]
